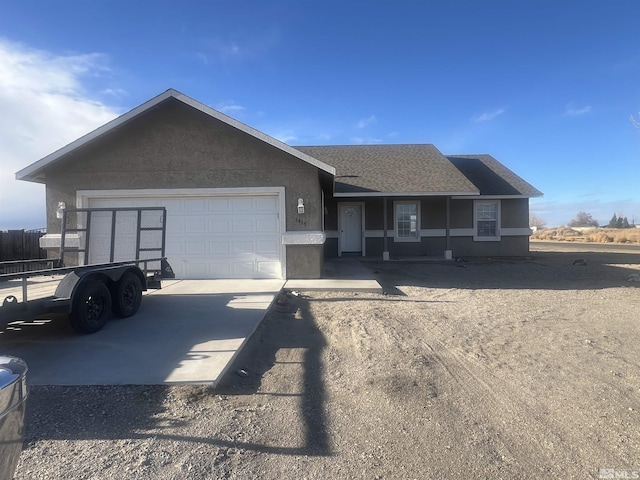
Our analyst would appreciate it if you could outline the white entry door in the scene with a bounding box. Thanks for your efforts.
[339,203,363,254]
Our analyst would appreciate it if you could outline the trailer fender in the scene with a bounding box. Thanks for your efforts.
[54,272,110,311]
[54,271,82,305]
[54,266,146,312]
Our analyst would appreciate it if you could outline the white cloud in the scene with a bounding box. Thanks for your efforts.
[102,88,128,98]
[0,39,120,230]
[355,115,376,129]
[563,104,592,116]
[216,101,246,114]
[271,130,298,143]
[473,108,505,122]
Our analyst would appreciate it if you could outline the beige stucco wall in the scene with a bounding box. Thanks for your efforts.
[42,98,323,278]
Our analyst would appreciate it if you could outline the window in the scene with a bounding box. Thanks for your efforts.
[474,200,500,241]
[394,201,420,242]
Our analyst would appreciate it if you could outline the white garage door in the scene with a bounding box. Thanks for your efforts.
[87,195,282,279]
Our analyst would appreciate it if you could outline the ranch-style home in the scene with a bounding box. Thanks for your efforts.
[16,89,542,280]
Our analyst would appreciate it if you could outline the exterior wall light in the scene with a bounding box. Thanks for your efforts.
[297,198,305,214]
[56,201,66,220]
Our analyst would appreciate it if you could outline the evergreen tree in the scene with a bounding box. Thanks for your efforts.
[622,216,630,228]
[608,213,618,228]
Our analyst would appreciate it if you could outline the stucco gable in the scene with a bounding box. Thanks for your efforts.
[16,89,335,183]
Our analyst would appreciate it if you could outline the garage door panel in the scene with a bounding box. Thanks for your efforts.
[208,198,230,211]
[208,240,230,254]
[233,261,256,276]
[231,197,253,212]
[256,196,278,211]
[209,262,232,277]
[116,211,138,234]
[113,238,137,261]
[140,210,163,228]
[140,230,162,248]
[210,219,230,233]
[185,218,207,233]
[233,241,254,254]
[185,262,207,278]
[165,239,184,255]
[257,239,278,254]
[185,241,207,255]
[88,194,282,279]
[232,218,254,232]
[257,261,280,276]
[184,199,207,213]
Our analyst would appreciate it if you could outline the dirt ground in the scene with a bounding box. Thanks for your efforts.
[14,243,640,479]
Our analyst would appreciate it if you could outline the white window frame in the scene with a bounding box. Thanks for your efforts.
[474,200,501,241]
[393,201,420,243]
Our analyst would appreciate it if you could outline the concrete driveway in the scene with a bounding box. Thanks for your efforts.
[0,279,283,386]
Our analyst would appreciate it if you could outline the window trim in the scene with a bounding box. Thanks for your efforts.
[393,201,421,243]
[473,200,501,241]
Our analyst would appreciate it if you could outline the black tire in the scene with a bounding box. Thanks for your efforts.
[69,279,112,334]
[112,272,143,318]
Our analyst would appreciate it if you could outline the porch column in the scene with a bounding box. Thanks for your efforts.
[445,196,453,260]
[382,197,390,261]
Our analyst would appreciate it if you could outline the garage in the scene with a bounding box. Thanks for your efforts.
[83,189,284,279]
[18,90,332,279]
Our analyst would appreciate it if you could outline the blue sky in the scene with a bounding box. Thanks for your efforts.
[1,0,639,229]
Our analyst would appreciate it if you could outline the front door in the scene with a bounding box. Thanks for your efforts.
[340,204,363,254]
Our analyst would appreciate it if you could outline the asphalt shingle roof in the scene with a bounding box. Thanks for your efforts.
[447,155,543,197]
[295,144,479,195]
[296,145,542,197]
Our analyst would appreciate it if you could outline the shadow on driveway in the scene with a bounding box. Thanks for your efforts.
[20,292,331,457]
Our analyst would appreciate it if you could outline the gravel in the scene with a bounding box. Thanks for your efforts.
[15,244,640,479]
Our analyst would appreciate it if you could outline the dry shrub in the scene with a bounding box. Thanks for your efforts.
[586,232,613,243]
[532,227,640,244]
[583,229,639,244]
[610,229,640,244]
[531,227,582,241]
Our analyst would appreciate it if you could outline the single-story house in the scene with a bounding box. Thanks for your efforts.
[16,89,542,280]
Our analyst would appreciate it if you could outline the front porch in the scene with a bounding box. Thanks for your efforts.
[284,257,382,293]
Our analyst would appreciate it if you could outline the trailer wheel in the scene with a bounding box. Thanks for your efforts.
[112,272,143,318]
[69,280,112,334]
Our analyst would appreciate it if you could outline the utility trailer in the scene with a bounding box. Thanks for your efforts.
[0,207,174,334]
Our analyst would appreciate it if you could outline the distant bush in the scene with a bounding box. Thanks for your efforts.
[586,232,613,243]
[531,227,582,241]
[532,227,640,244]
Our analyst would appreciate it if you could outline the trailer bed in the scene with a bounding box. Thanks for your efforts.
[0,276,64,305]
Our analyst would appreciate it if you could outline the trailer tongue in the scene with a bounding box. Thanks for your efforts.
[1,207,174,334]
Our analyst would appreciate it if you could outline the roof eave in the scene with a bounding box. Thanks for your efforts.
[334,190,480,197]
[451,193,544,199]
